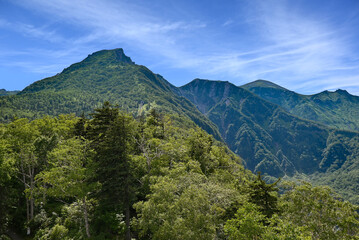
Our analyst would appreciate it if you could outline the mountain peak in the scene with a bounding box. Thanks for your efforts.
[83,48,134,64]
[335,89,350,95]
[182,78,232,88]
[61,48,134,74]
[241,79,287,91]
[315,89,353,98]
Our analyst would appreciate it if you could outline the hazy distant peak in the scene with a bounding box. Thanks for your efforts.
[182,78,233,88]
[241,79,288,91]
[335,89,350,95]
[315,89,352,97]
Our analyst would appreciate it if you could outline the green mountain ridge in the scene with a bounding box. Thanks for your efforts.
[242,80,359,131]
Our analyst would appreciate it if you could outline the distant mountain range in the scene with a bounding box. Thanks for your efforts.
[242,80,359,131]
[1,48,358,204]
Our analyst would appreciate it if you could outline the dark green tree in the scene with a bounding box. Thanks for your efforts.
[73,113,87,138]
[88,102,136,240]
[87,101,119,143]
[248,172,280,219]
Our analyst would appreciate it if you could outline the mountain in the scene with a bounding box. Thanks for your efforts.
[0,89,19,96]
[0,49,221,139]
[242,80,359,131]
[179,79,359,203]
[1,49,359,204]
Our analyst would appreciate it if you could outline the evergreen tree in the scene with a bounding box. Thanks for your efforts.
[248,172,280,219]
[87,102,136,240]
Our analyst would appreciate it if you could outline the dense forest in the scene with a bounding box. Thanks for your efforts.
[1,102,358,239]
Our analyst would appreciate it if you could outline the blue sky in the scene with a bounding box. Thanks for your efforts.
[1,0,359,95]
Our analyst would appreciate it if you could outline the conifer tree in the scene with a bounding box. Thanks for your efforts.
[88,102,136,240]
[248,172,280,219]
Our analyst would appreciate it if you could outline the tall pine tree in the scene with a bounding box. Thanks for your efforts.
[87,102,136,239]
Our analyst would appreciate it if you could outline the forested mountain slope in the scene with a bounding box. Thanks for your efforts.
[1,49,359,204]
[1,49,359,239]
[179,79,359,203]
[0,49,221,139]
[242,80,359,131]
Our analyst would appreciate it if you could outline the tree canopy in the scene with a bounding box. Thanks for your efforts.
[0,103,358,239]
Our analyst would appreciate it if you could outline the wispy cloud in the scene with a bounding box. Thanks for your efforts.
[14,0,205,52]
[222,20,234,27]
[0,18,65,43]
[7,0,207,75]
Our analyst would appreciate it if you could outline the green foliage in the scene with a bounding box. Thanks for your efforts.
[0,124,17,234]
[1,107,358,239]
[133,165,244,240]
[36,137,94,199]
[279,181,359,239]
[224,202,267,240]
[35,136,97,238]
[132,111,246,239]
[34,207,82,240]
[225,181,359,240]
[187,127,214,174]
[134,173,215,240]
